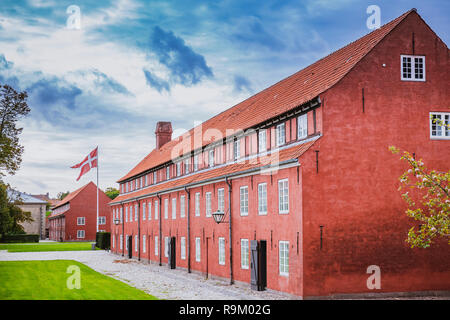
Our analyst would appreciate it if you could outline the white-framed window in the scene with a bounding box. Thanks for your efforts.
[125,235,129,250]
[77,217,85,225]
[195,237,201,262]
[185,159,190,174]
[180,195,185,218]
[205,192,212,217]
[164,198,169,219]
[145,175,148,186]
[234,139,240,160]
[135,235,138,252]
[279,240,289,276]
[240,186,249,216]
[430,112,450,139]
[154,200,158,220]
[258,129,266,152]
[164,236,169,257]
[148,201,152,220]
[120,234,123,250]
[154,236,159,256]
[181,237,186,260]
[276,123,286,146]
[218,237,225,265]
[77,230,85,238]
[98,216,106,225]
[120,207,123,223]
[166,166,170,180]
[194,155,199,171]
[143,235,146,253]
[401,55,425,81]
[142,202,146,220]
[209,149,215,167]
[134,204,138,221]
[298,114,308,139]
[241,239,249,269]
[176,162,181,176]
[258,183,267,215]
[126,182,129,193]
[217,188,225,212]
[172,197,177,219]
[153,171,157,184]
[195,192,200,216]
[278,179,289,214]
[129,206,133,222]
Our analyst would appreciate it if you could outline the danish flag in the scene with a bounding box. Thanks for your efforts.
[71,147,98,181]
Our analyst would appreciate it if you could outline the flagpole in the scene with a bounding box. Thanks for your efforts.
[96,146,99,233]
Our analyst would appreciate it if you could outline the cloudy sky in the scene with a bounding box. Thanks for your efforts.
[0,0,448,198]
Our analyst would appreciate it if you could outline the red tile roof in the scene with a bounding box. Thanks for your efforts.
[118,9,415,183]
[52,181,96,210]
[111,138,318,204]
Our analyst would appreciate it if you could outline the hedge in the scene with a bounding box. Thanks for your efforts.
[0,234,40,243]
[95,232,110,250]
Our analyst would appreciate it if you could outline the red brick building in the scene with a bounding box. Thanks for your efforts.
[49,182,111,241]
[109,9,449,298]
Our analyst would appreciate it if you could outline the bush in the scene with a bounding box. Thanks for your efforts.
[0,234,39,243]
[95,232,110,250]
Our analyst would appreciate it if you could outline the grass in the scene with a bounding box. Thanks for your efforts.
[0,242,99,252]
[0,260,157,300]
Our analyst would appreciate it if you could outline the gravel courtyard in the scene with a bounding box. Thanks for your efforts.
[0,249,290,300]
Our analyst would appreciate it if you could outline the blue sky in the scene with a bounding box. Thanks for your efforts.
[0,0,448,197]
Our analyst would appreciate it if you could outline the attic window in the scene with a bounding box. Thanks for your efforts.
[401,55,425,81]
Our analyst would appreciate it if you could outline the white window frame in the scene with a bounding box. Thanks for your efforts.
[135,235,138,252]
[195,237,201,262]
[164,198,169,219]
[154,236,159,256]
[153,171,157,184]
[279,240,289,276]
[430,112,450,140]
[77,217,85,226]
[98,216,106,225]
[297,114,308,140]
[184,159,190,174]
[142,202,146,221]
[234,139,240,160]
[148,201,152,220]
[166,166,170,180]
[278,179,289,214]
[180,195,185,218]
[241,239,249,269]
[401,55,425,82]
[217,188,225,212]
[164,236,169,257]
[240,186,249,216]
[154,200,158,220]
[172,197,177,219]
[77,230,85,239]
[176,162,181,176]
[195,192,200,216]
[194,155,199,171]
[142,235,146,253]
[218,237,225,265]
[129,206,133,222]
[205,192,212,217]
[120,234,123,250]
[181,237,186,260]
[134,204,138,221]
[258,130,266,153]
[276,123,286,146]
[258,183,267,215]
[209,149,215,167]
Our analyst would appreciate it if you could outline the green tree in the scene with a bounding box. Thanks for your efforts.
[8,204,33,234]
[105,187,119,200]
[57,191,70,200]
[0,84,30,177]
[0,183,12,238]
[390,146,449,248]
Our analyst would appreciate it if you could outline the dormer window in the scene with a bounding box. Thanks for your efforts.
[209,149,214,167]
[166,166,170,180]
[258,129,266,153]
[153,171,157,184]
[401,55,425,81]
[194,155,199,171]
[176,162,181,176]
[297,114,308,140]
[276,123,286,147]
[234,139,240,160]
[184,159,190,174]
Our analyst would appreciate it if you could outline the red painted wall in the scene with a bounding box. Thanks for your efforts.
[301,12,450,298]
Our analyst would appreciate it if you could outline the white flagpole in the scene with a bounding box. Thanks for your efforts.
[96,146,99,233]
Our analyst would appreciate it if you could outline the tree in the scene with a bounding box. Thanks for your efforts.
[0,182,33,238]
[0,84,30,177]
[105,187,119,200]
[389,146,449,248]
[57,191,70,200]
[0,183,12,237]
[8,203,33,234]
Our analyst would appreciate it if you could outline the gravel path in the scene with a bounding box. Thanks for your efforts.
[0,249,290,300]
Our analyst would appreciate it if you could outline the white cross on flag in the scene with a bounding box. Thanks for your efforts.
[71,147,98,181]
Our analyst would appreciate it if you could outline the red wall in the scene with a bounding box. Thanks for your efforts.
[301,12,450,298]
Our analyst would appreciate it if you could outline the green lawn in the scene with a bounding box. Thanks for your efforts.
[0,260,157,300]
[0,242,99,252]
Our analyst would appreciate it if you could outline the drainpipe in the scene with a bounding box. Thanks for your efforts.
[157,193,162,266]
[184,186,191,273]
[225,176,233,285]
[121,203,124,257]
[138,201,141,261]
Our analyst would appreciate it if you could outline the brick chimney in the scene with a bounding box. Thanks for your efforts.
[155,121,173,149]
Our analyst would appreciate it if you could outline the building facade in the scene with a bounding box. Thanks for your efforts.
[109,9,449,298]
[48,182,111,241]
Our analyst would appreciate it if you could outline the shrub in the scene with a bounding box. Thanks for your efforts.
[0,234,39,243]
[95,232,110,250]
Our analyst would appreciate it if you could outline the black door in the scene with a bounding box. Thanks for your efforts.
[250,240,267,291]
[128,236,132,259]
[168,236,176,269]
[250,240,259,290]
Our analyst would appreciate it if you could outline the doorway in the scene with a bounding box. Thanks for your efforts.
[128,235,132,259]
[168,236,176,269]
[250,240,267,291]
